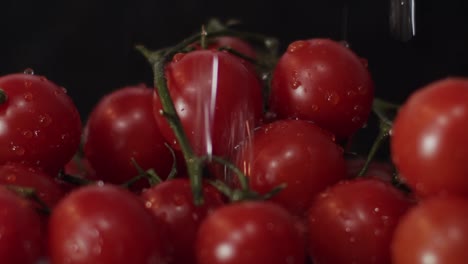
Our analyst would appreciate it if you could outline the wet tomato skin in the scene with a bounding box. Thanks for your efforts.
[48,184,169,264]
[270,39,374,140]
[84,85,173,190]
[392,196,468,264]
[153,50,263,158]
[391,78,468,197]
[0,186,43,263]
[141,178,224,264]
[0,73,82,175]
[196,201,306,264]
[307,178,412,264]
[237,119,347,216]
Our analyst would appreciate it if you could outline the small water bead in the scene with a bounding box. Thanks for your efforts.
[339,40,351,48]
[23,68,35,75]
[6,174,16,182]
[38,114,52,127]
[11,145,25,156]
[172,53,186,63]
[287,40,307,53]
[23,93,33,101]
[357,85,368,95]
[22,130,33,138]
[24,81,33,88]
[327,92,340,105]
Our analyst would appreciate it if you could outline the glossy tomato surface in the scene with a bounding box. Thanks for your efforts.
[48,184,169,264]
[236,119,347,216]
[307,178,412,264]
[392,196,468,264]
[0,73,81,174]
[0,186,43,263]
[269,39,374,139]
[141,178,224,264]
[196,201,306,264]
[391,78,468,197]
[84,85,173,189]
[153,50,263,158]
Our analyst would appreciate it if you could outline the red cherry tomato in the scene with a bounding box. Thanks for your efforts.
[236,119,347,216]
[391,78,468,197]
[196,201,306,264]
[84,85,173,190]
[48,184,169,264]
[269,39,374,139]
[0,186,43,263]
[307,178,412,264]
[153,50,263,158]
[392,196,468,264]
[0,162,65,209]
[141,178,224,264]
[0,73,82,175]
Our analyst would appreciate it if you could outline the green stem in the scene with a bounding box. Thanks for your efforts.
[200,25,208,49]
[0,89,7,104]
[204,155,249,192]
[57,170,93,186]
[6,185,51,215]
[357,120,392,177]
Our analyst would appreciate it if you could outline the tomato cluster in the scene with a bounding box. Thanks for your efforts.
[0,24,467,264]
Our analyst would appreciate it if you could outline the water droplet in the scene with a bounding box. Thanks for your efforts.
[159,109,164,116]
[291,71,301,89]
[172,53,185,63]
[23,93,33,101]
[327,92,340,105]
[388,129,393,136]
[11,146,25,156]
[374,207,380,213]
[145,201,152,208]
[24,81,32,88]
[23,68,34,75]
[96,181,105,187]
[357,85,368,95]
[311,104,319,112]
[61,87,68,94]
[353,105,362,112]
[38,114,52,127]
[61,133,70,141]
[287,40,307,53]
[22,130,33,138]
[345,227,351,233]
[340,40,350,48]
[6,174,16,182]
[33,130,40,137]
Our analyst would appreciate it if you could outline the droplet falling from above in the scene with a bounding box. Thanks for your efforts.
[389,0,416,41]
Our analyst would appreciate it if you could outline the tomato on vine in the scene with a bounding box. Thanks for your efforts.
[84,85,173,190]
[391,78,468,197]
[269,39,374,140]
[307,178,412,264]
[153,49,263,159]
[0,73,82,175]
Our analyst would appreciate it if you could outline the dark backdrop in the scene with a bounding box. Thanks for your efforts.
[1,0,468,119]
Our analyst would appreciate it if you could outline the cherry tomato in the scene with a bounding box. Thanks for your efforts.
[141,178,224,264]
[196,201,306,264]
[392,196,468,264]
[208,36,257,59]
[236,119,347,216]
[84,85,173,190]
[0,73,82,175]
[48,184,169,264]
[269,39,374,139]
[153,50,263,158]
[0,162,65,209]
[391,78,468,197]
[0,186,43,263]
[307,178,412,264]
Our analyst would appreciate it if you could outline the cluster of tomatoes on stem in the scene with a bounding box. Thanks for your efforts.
[0,20,467,264]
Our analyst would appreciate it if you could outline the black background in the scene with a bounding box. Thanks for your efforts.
[1,0,468,119]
